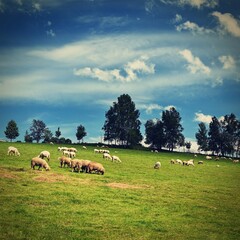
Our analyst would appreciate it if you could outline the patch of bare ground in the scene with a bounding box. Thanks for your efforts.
[33,172,93,185]
[106,182,151,189]
[0,167,20,179]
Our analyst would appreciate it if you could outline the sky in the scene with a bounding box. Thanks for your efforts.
[0,0,239,149]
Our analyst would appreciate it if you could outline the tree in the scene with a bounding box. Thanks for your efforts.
[4,120,19,142]
[145,119,165,150]
[43,128,53,143]
[76,125,87,143]
[162,107,184,151]
[29,119,47,143]
[185,141,191,152]
[24,130,33,143]
[55,127,61,139]
[195,122,209,152]
[103,94,142,146]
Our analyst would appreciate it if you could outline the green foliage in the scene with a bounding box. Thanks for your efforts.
[4,120,19,142]
[76,124,87,143]
[55,127,61,139]
[0,142,239,240]
[103,94,142,146]
[196,122,208,152]
[29,119,47,143]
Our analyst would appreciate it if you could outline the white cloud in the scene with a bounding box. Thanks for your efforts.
[212,11,240,38]
[219,55,235,70]
[176,21,213,35]
[161,0,218,9]
[194,112,213,124]
[179,49,211,75]
[32,2,41,12]
[74,57,155,82]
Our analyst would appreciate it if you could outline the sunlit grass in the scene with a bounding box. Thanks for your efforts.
[0,142,239,239]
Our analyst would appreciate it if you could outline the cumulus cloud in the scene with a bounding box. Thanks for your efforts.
[212,11,240,38]
[74,57,155,82]
[179,49,211,75]
[173,14,183,23]
[160,0,218,9]
[194,112,213,124]
[194,112,224,124]
[176,21,213,35]
[219,55,235,69]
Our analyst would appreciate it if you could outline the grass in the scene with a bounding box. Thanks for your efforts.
[0,142,239,240]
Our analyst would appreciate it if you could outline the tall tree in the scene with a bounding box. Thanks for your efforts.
[43,128,53,143]
[145,119,165,150]
[24,130,33,143]
[4,120,19,142]
[76,125,87,143]
[103,94,142,146]
[30,119,47,143]
[55,127,61,139]
[195,122,209,152]
[162,107,184,151]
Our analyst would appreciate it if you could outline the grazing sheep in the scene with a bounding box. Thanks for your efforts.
[187,160,195,166]
[87,162,105,175]
[69,151,76,158]
[31,157,50,171]
[170,159,176,164]
[103,153,112,160]
[62,150,70,157]
[94,149,100,153]
[38,151,50,161]
[194,154,198,157]
[79,160,91,172]
[176,159,183,165]
[233,160,239,163]
[206,156,212,160]
[82,146,87,149]
[182,161,188,166]
[69,147,77,153]
[112,155,122,163]
[198,161,204,164]
[7,146,20,156]
[70,159,82,172]
[154,161,161,169]
[58,156,72,168]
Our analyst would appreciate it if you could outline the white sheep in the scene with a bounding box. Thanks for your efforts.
[103,153,112,160]
[187,160,195,166]
[206,156,212,160]
[31,157,50,171]
[82,146,87,149]
[198,161,204,164]
[176,159,183,165]
[154,161,161,169]
[69,151,76,158]
[112,155,122,163]
[94,149,100,153]
[170,159,176,164]
[233,160,239,163]
[38,150,50,161]
[7,146,20,156]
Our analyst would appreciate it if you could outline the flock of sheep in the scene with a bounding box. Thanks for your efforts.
[7,146,239,174]
[6,145,123,175]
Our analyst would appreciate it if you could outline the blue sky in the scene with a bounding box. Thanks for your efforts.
[0,0,239,148]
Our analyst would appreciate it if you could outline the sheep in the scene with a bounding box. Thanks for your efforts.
[233,160,239,163]
[58,156,72,168]
[94,149,100,153]
[31,157,50,171]
[7,146,20,156]
[187,160,195,166]
[112,155,122,163]
[182,161,188,166]
[198,161,204,164]
[69,147,77,152]
[82,146,87,149]
[38,150,50,161]
[176,159,183,165]
[69,151,76,158]
[103,153,112,160]
[79,160,91,172]
[154,161,161,169]
[70,159,83,172]
[87,162,105,175]
[62,150,70,157]
[170,159,176,164]
[194,154,198,157]
[206,156,212,160]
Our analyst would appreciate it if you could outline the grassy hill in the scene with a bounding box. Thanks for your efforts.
[0,142,239,240]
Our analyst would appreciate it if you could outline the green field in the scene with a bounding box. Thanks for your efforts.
[0,142,239,240]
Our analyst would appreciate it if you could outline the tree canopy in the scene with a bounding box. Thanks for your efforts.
[4,120,19,142]
[76,125,87,143]
[103,94,142,146]
[29,119,47,143]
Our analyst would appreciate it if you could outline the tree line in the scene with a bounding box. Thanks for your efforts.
[4,120,87,144]
[3,94,240,156]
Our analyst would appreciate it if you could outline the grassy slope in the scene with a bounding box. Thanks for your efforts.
[0,142,239,240]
